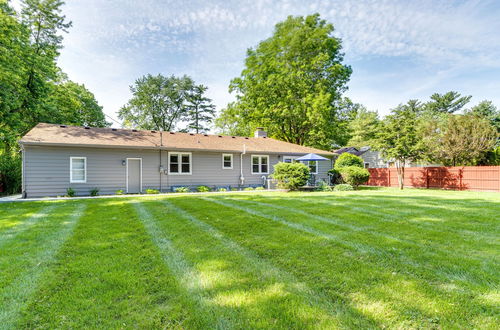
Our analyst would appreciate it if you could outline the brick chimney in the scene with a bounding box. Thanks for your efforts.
[254,127,267,138]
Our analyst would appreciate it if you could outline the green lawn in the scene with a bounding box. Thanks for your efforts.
[0,188,498,329]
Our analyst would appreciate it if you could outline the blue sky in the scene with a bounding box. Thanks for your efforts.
[26,0,500,126]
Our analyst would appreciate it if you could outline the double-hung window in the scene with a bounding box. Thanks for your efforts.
[168,152,191,175]
[222,154,233,169]
[304,161,318,174]
[251,155,269,174]
[70,157,86,183]
[283,156,298,163]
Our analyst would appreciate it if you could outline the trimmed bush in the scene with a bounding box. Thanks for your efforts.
[90,188,99,196]
[174,186,190,193]
[217,187,227,192]
[66,187,75,197]
[339,166,370,189]
[196,185,211,192]
[334,153,364,170]
[230,187,239,191]
[315,180,332,192]
[243,187,254,191]
[255,186,265,190]
[145,189,159,194]
[116,189,124,195]
[333,183,354,191]
[271,162,310,190]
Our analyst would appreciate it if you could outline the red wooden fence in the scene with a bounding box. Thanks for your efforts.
[367,166,500,192]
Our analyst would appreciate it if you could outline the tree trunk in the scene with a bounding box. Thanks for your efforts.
[396,160,404,190]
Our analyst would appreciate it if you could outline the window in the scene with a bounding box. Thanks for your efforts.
[251,155,269,174]
[168,152,191,175]
[303,161,318,174]
[70,157,86,183]
[283,156,298,163]
[222,154,233,169]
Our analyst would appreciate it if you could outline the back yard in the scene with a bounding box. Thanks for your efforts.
[0,188,498,329]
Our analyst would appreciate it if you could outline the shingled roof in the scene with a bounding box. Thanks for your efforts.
[20,123,333,155]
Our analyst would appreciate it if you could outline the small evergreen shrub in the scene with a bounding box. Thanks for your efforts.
[66,187,75,197]
[145,189,159,194]
[230,187,239,191]
[334,153,364,170]
[255,186,265,190]
[333,184,354,191]
[339,166,370,189]
[217,187,227,192]
[90,188,99,196]
[174,186,190,193]
[116,189,124,195]
[196,185,211,192]
[271,162,310,190]
[243,187,254,191]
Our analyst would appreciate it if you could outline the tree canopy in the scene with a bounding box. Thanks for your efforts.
[219,13,352,149]
[346,106,380,148]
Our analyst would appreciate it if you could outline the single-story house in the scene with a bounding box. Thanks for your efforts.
[19,123,334,197]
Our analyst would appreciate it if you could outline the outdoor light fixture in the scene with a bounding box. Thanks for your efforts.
[159,165,164,173]
[121,160,126,166]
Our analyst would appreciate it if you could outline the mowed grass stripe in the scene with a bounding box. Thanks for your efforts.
[0,204,58,243]
[171,197,479,328]
[0,203,49,232]
[139,198,353,328]
[204,197,495,286]
[0,203,85,329]
[18,199,191,329]
[222,195,497,262]
[132,201,229,329]
[163,199,346,325]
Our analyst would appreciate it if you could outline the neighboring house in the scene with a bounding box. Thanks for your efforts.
[19,123,334,197]
[333,146,437,168]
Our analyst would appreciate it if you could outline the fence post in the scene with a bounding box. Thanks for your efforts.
[387,168,390,187]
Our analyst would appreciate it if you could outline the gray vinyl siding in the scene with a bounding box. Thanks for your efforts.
[23,145,333,197]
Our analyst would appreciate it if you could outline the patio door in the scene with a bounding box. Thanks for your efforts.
[127,158,142,193]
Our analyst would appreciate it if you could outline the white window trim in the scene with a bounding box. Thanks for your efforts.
[126,158,143,193]
[70,157,87,183]
[251,154,269,175]
[303,160,319,174]
[167,152,192,175]
[222,153,233,169]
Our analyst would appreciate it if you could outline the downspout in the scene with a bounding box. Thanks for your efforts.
[239,144,246,187]
[21,145,26,198]
[159,131,162,192]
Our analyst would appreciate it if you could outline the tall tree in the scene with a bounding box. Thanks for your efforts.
[224,14,352,149]
[44,78,109,127]
[426,91,471,114]
[421,113,497,166]
[119,74,194,131]
[373,101,424,189]
[467,100,500,134]
[346,106,380,148]
[185,84,215,134]
[214,102,252,136]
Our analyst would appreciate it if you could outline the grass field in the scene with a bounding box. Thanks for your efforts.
[0,188,498,329]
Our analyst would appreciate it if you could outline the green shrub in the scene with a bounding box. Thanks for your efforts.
[90,188,99,196]
[315,180,332,192]
[145,189,159,194]
[230,187,238,191]
[217,187,227,192]
[255,186,265,190]
[334,153,364,170]
[0,153,21,194]
[333,183,354,191]
[339,166,370,189]
[66,187,75,197]
[116,189,124,195]
[196,185,211,192]
[174,186,190,193]
[271,162,310,190]
[243,187,254,191]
